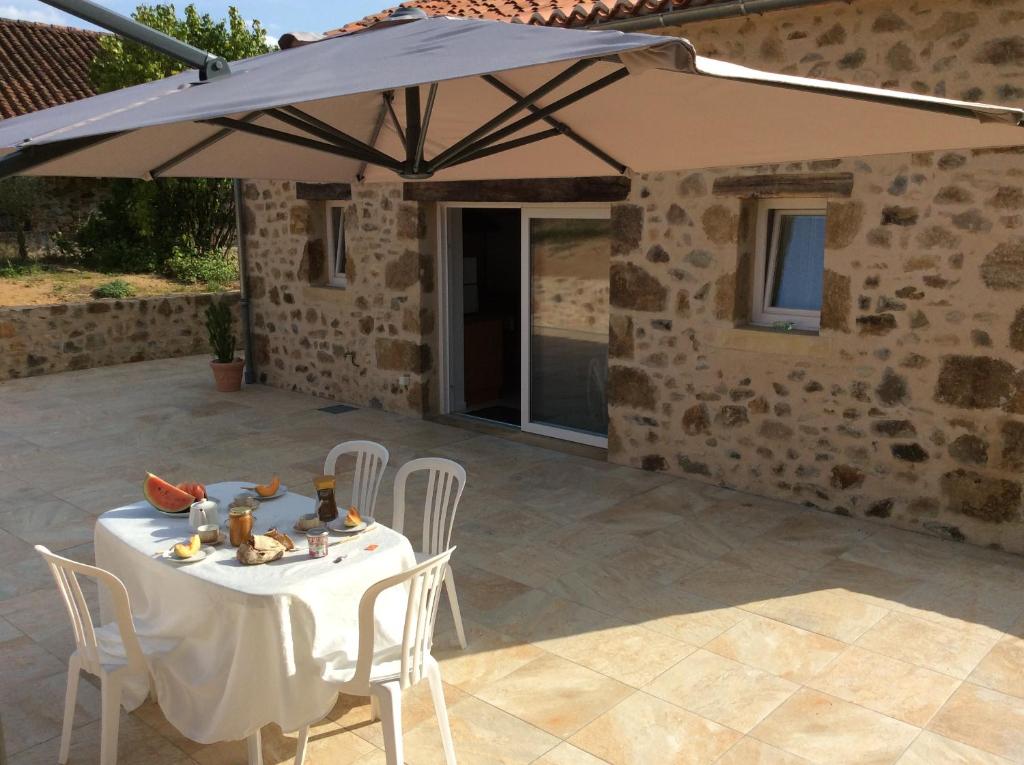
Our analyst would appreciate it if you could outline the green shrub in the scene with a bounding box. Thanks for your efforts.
[205,299,237,363]
[92,279,136,299]
[165,247,238,289]
[0,259,45,278]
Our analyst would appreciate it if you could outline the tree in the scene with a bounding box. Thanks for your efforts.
[0,177,41,261]
[62,5,272,278]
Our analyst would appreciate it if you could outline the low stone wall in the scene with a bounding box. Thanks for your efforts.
[0,291,241,381]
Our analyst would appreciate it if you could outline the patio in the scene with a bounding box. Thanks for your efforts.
[1,356,1023,765]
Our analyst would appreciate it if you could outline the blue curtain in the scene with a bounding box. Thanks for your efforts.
[771,214,825,311]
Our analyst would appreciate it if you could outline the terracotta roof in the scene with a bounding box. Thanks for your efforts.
[334,0,735,34]
[0,18,102,120]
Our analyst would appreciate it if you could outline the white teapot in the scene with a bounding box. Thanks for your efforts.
[189,498,221,531]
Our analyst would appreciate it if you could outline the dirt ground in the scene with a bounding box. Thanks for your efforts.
[0,265,236,306]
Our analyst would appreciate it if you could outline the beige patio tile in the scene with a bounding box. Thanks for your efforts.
[402,696,559,765]
[645,649,798,732]
[471,540,586,590]
[433,620,545,694]
[539,619,696,687]
[0,497,96,551]
[891,578,1021,642]
[533,742,610,764]
[569,691,740,765]
[331,681,468,749]
[475,653,632,737]
[807,646,960,726]
[969,629,1024,700]
[744,587,890,643]
[751,688,919,765]
[895,731,1015,765]
[715,738,813,765]
[1,669,102,756]
[855,612,997,679]
[0,633,66,687]
[797,558,924,611]
[676,560,801,606]
[928,683,1024,763]
[190,722,375,765]
[705,614,846,683]
[633,588,750,647]
[9,714,191,765]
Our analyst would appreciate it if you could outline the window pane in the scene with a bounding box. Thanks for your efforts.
[769,213,825,311]
[331,207,345,276]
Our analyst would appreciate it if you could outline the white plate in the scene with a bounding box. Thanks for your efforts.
[241,485,288,501]
[155,507,190,518]
[327,519,371,535]
[161,546,213,564]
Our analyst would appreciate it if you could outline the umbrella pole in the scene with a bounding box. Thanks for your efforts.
[37,0,230,81]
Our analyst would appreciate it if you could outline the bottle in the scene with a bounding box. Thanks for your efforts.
[314,475,339,524]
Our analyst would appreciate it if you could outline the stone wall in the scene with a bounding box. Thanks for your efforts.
[605,0,1024,552]
[0,177,110,257]
[242,0,1024,551]
[0,291,239,381]
[242,181,437,415]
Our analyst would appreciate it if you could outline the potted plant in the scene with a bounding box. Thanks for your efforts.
[205,299,244,392]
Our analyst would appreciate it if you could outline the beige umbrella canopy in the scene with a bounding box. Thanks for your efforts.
[0,11,1021,183]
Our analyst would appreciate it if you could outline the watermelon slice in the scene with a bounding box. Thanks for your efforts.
[143,473,194,514]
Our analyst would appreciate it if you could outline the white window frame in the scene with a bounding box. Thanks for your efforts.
[751,198,826,332]
[325,200,349,288]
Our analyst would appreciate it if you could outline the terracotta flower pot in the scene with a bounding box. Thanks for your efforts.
[210,359,245,392]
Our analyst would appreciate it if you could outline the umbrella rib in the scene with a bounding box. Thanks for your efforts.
[357,92,392,183]
[443,128,562,169]
[0,132,127,180]
[428,58,595,171]
[150,111,265,178]
[404,86,422,176]
[385,93,407,147]
[267,107,402,169]
[413,83,438,175]
[428,66,630,174]
[481,75,627,175]
[199,117,405,172]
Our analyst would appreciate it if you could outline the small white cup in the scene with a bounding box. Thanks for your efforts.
[196,524,220,544]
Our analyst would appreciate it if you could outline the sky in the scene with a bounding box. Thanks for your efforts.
[0,1,391,42]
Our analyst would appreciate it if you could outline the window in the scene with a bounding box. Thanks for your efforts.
[751,199,826,331]
[325,201,348,287]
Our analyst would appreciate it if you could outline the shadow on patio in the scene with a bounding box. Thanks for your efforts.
[1,355,1023,764]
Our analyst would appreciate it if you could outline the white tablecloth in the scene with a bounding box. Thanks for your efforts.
[94,482,416,744]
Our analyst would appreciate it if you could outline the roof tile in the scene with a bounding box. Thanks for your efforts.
[0,18,102,119]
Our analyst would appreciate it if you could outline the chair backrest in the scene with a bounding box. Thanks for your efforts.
[352,547,455,691]
[324,440,390,518]
[34,546,146,677]
[392,458,466,556]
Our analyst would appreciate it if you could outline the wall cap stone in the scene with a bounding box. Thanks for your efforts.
[711,326,832,357]
[712,172,854,198]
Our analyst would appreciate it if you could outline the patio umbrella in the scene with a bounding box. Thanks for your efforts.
[0,11,1021,183]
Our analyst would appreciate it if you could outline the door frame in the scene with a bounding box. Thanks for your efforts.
[520,206,611,449]
[436,201,611,448]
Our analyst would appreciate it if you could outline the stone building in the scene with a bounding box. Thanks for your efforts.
[241,0,1024,553]
[0,18,109,256]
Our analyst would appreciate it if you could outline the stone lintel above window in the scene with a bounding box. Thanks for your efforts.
[296,182,352,201]
[712,173,854,199]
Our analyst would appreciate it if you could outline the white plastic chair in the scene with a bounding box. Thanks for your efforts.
[295,549,458,765]
[393,458,468,649]
[35,545,160,765]
[324,440,390,518]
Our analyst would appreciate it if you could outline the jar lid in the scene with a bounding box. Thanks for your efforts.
[313,474,336,490]
[228,506,252,516]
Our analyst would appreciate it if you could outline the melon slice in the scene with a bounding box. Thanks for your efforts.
[144,473,194,513]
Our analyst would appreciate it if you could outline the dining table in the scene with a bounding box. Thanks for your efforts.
[93,481,416,763]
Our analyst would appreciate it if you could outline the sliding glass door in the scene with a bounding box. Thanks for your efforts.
[521,208,611,447]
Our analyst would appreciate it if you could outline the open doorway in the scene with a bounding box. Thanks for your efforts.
[456,208,521,426]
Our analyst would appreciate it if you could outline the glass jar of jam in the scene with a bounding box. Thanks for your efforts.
[228,506,253,547]
[314,475,339,524]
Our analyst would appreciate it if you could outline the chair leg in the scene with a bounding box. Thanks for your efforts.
[373,682,404,765]
[294,725,310,765]
[445,565,467,650]
[246,728,263,765]
[427,660,457,765]
[370,695,380,721]
[58,657,81,765]
[99,676,122,765]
